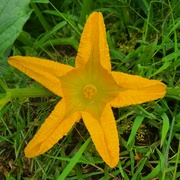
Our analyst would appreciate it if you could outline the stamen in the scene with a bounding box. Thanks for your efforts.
[83,84,97,100]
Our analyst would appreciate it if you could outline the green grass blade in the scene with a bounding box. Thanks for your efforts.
[132,151,151,180]
[160,113,169,147]
[127,115,144,145]
[74,164,83,179]
[0,79,8,91]
[150,61,170,77]
[57,138,91,180]
[30,0,48,3]
[142,164,161,180]
[118,161,130,180]
[34,21,67,49]
[172,139,180,180]
[79,0,93,25]
[162,50,180,62]
[49,2,81,36]
[162,117,176,180]
[30,3,51,32]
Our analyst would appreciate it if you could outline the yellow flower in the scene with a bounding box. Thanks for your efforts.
[8,12,166,168]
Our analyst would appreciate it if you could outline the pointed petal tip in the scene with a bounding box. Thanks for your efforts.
[24,147,36,158]
[8,56,17,64]
[23,100,81,158]
[81,105,119,168]
[8,56,76,97]
[90,11,103,18]
[75,11,111,71]
[108,159,119,168]
[111,71,167,107]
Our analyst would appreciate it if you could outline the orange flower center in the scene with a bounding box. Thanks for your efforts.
[83,84,97,100]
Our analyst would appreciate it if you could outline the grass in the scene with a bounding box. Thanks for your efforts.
[1,0,180,179]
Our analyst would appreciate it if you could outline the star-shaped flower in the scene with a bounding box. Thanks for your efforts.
[8,12,166,167]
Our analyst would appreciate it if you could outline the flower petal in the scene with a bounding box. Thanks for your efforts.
[81,104,119,168]
[8,56,73,96]
[75,12,111,72]
[111,72,166,107]
[25,99,81,157]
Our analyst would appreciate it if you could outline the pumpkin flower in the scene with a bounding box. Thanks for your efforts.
[8,12,166,168]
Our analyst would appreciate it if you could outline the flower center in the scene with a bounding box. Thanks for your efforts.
[83,84,97,100]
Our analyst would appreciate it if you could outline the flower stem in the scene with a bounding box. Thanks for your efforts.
[7,87,54,98]
[165,87,180,100]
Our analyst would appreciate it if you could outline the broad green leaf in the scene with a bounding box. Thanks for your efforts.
[161,113,169,147]
[127,115,144,145]
[0,0,32,56]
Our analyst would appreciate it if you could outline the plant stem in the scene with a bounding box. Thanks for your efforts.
[165,87,180,100]
[7,87,54,98]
